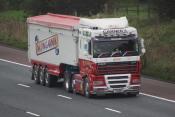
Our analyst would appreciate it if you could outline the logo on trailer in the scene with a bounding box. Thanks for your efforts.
[35,34,59,55]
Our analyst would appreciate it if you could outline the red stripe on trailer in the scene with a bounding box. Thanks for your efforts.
[31,59,60,76]
[27,13,80,30]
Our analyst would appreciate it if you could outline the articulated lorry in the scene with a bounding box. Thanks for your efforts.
[27,13,145,98]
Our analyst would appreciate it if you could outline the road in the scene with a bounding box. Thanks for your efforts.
[0,45,175,117]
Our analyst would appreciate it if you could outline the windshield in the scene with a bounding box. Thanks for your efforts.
[93,39,139,58]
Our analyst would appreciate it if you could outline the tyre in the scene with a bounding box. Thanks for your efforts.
[72,77,77,94]
[45,68,55,87]
[84,78,93,98]
[39,66,45,86]
[34,65,40,84]
[64,71,72,92]
[31,65,36,80]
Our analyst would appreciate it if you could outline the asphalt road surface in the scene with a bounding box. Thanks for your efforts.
[0,45,175,117]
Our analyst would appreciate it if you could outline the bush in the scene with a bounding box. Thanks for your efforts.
[0,10,27,49]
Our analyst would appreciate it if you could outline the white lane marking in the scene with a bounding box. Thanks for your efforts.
[17,84,30,88]
[1,58,175,104]
[57,95,72,100]
[26,112,40,117]
[105,107,122,114]
[0,58,31,68]
[140,93,175,103]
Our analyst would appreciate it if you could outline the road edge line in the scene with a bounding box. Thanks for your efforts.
[105,107,121,114]
[17,84,31,88]
[140,93,175,103]
[57,95,72,100]
[26,111,40,117]
[0,58,31,68]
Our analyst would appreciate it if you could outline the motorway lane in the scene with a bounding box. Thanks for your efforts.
[1,45,175,100]
[0,60,175,117]
[0,102,31,117]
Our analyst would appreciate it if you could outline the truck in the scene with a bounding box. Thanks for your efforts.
[27,13,145,98]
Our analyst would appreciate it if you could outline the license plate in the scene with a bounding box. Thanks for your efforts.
[114,89,122,93]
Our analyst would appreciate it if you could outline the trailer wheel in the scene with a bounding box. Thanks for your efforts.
[31,65,36,80]
[39,66,45,86]
[34,65,40,84]
[84,78,93,98]
[45,68,53,87]
[64,71,72,92]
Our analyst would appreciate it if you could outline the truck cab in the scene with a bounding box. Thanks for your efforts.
[74,17,145,97]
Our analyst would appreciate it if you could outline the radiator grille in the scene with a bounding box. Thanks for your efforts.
[106,75,129,89]
[97,61,137,75]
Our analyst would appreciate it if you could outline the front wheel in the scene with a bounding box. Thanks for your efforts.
[84,78,93,98]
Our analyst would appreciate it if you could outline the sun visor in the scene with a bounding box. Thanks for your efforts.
[79,17,128,29]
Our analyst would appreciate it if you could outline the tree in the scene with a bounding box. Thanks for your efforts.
[20,0,49,15]
[152,0,175,20]
[0,0,9,11]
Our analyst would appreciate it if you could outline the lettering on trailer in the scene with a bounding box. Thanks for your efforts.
[35,34,59,55]
[103,29,129,37]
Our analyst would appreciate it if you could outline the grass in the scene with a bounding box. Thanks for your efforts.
[0,10,27,50]
[0,10,27,21]
[137,20,175,82]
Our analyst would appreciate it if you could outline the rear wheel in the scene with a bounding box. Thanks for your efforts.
[39,66,45,86]
[72,77,77,94]
[34,65,40,84]
[64,71,72,92]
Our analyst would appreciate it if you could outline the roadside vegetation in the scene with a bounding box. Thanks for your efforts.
[0,0,174,82]
[0,10,27,49]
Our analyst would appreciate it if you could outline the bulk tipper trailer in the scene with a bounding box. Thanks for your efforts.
[27,13,145,98]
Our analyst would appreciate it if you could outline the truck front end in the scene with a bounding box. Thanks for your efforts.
[77,17,145,97]
[78,27,145,96]
[92,34,142,95]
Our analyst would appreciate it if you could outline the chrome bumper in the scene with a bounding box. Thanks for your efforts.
[92,85,140,95]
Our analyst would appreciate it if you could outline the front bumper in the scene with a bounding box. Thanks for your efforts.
[92,85,140,95]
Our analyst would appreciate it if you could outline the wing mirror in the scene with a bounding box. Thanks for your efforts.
[139,38,146,56]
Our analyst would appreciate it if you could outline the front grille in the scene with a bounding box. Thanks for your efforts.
[97,61,137,75]
[106,75,129,89]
